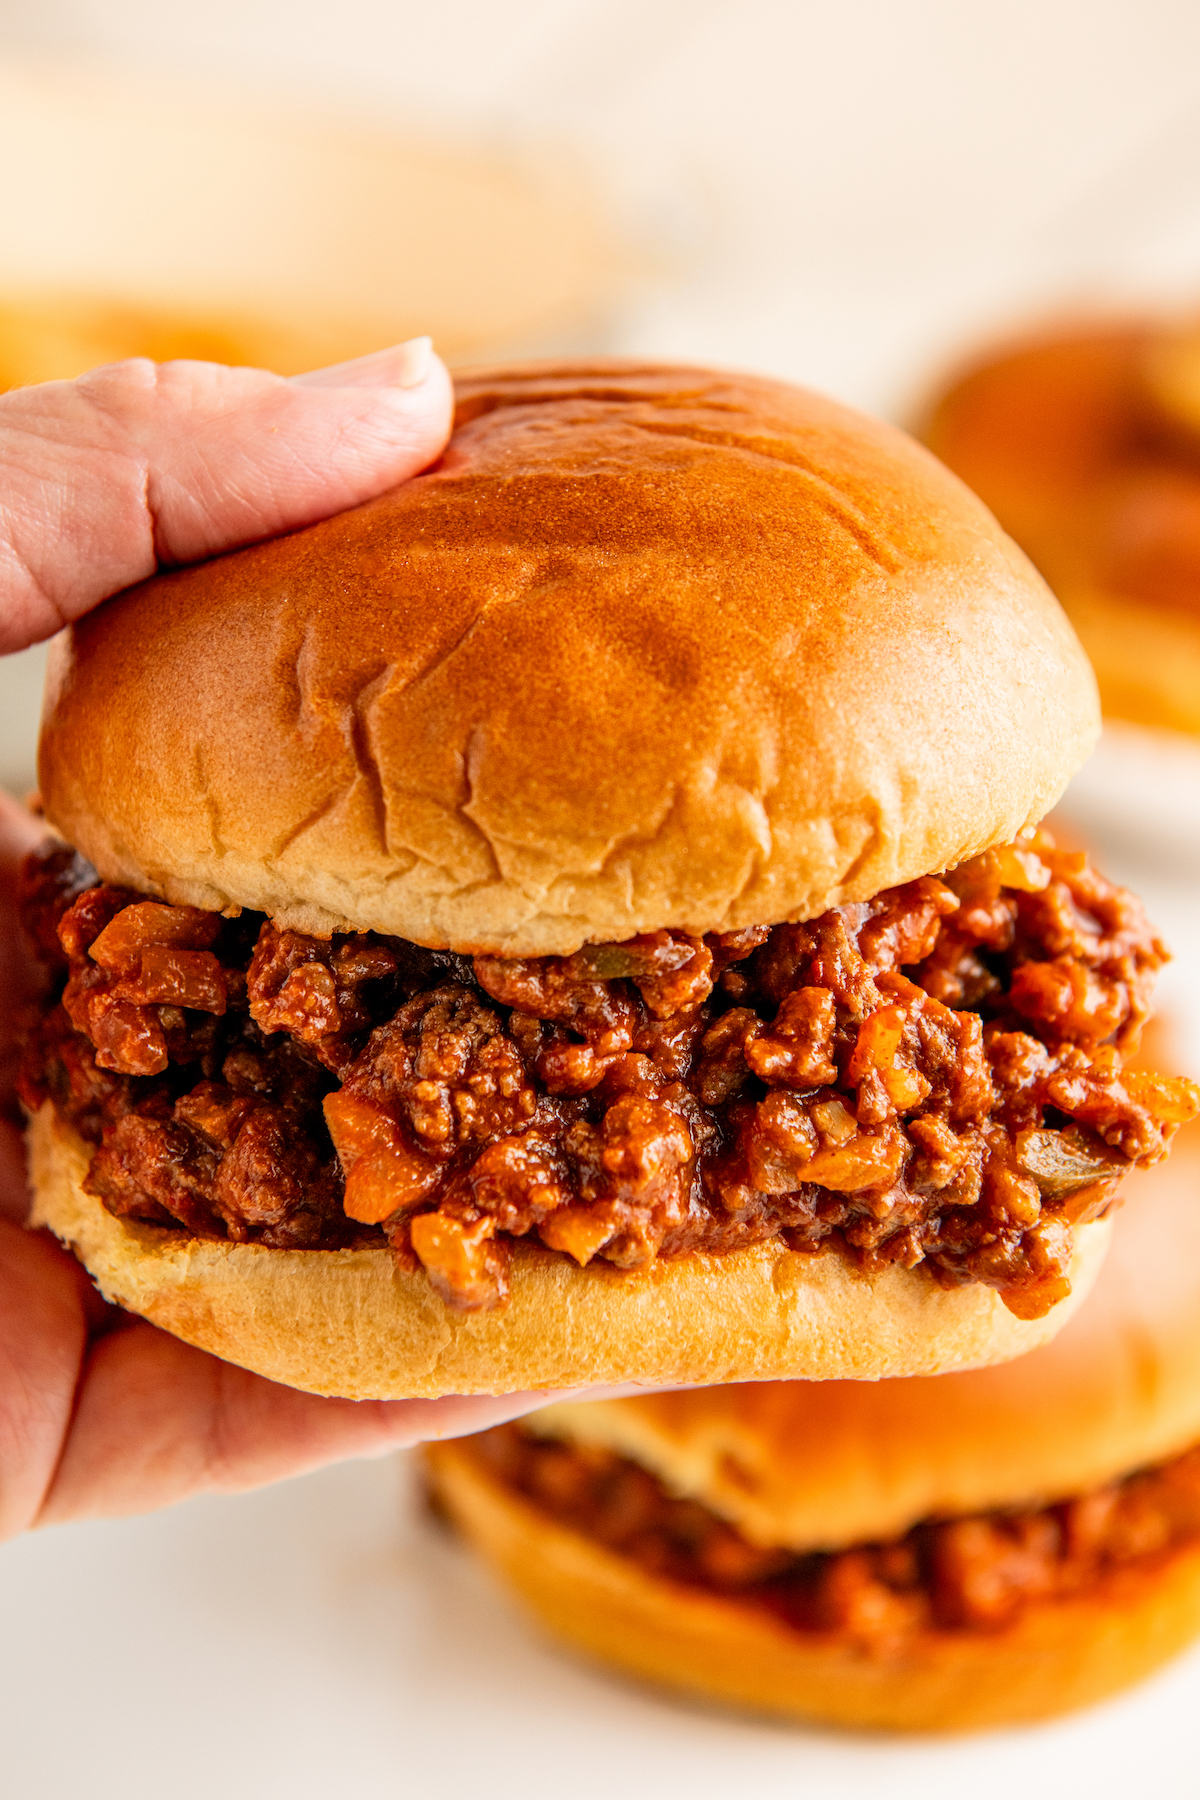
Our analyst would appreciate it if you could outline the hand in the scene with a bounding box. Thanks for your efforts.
[0,343,553,1539]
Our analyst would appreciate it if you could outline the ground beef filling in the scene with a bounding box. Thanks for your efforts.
[467,1422,1200,1654]
[16,832,1198,1315]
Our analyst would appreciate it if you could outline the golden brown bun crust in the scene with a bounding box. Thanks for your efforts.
[39,359,1098,955]
[426,1437,1200,1732]
[27,1103,1108,1398]
[535,1119,1200,1550]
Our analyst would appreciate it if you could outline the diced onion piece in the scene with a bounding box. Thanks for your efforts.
[409,1212,504,1310]
[805,1126,907,1193]
[1123,1070,1200,1126]
[539,1206,615,1265]
[991,844,1052,892]
[116,947,227,1013]
[324,1090,442,1224]
[89,901,220,968]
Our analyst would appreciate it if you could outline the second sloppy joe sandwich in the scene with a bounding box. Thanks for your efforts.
[18,361,1198,1398]
[427,1112,1200,1729]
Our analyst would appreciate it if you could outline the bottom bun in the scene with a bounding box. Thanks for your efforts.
[29,1102,1111,1400]
[426,1439,1200,1732]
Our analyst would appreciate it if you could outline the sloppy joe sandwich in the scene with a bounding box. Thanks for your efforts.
[18,361,1196,1398]
[921,317,1200,737]
[426,1111,1200,1730]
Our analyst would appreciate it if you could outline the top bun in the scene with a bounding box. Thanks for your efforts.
[39,360,1099,955]
[533,1120,1200,1551]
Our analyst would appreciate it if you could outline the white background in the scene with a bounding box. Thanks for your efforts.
[3,4,1200,1793]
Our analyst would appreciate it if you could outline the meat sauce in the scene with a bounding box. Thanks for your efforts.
[17,831,1198,1314]
[468,1422,1200,1652]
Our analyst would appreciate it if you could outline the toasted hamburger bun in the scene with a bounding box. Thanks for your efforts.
[426,1429,1200,1732]
[426,1118,1200,1726]
[26,1101,1110,1397]
[921,322,1200,737]
[29,361,1104,1396]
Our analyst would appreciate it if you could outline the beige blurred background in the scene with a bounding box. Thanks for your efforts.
[5,7,1200,1798]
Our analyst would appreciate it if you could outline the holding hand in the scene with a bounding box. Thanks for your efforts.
[0,341,550,1539]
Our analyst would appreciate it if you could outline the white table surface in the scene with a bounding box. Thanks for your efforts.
[2,1447,1200,1800]
[4,4,1200,1792]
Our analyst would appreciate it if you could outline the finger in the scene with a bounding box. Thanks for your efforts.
[36,1321,568,1526]
[0,789,46,864]
[290,336,431,391]
[0,1221,90,1540]
[5,1194,588,1534]
[0,337,454,653]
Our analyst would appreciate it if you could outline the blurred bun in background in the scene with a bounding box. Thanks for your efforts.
[0,295,306,392]
[0,60,618,384]
[921,317,1200,740]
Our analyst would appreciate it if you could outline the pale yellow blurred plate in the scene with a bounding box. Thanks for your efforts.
[0,57,619,384]
[0,59,622,790]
